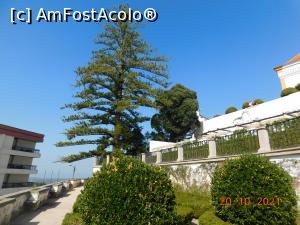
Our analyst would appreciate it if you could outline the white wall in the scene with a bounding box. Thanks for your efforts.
[149,140,175,152]
[200,92,300,134]
[277,61,300,89]
[285,74,300,88]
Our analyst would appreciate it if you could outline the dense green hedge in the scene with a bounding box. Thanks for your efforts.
[183,141,209,160]
[211,154,297,225]
[296,83,300,91]
[267,117,300,149]
[162,148,178,162]
[78,156,179,225]
[216,130,259,156]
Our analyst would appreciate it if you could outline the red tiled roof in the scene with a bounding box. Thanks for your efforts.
[0,124,44,142]
[286,53,300,65]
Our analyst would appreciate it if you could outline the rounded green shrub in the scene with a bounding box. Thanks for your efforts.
[281,87,298,97]
[295,83,300,91]
[211,154,297,225]
[253,98,264,105]
[78,156,179,225]
[225,107,237,114]
[242,101,250,109]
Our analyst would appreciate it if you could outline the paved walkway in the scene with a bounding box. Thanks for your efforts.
[12,187,83,225]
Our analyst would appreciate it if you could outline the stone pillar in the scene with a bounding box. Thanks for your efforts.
[257,128,271,153]
[106,155,110,165]
[208,140,217,158]
[156,151,162,164]
[141,153,146,163]
[177,147,184,162]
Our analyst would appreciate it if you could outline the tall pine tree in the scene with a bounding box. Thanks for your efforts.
[57,7,168,162]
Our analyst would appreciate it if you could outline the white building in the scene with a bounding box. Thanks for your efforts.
[274,53,300,90]
[149,53,300,152]
[0,124,44,195]
[198,91,300,135]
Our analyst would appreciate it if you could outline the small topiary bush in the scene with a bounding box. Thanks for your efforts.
[281,87,298,97]
[253,98,264,105]
[211,154,297,225]
[295,83,300,91]
[78,156,179,225]
[225,107,237,114]
[242,101,250,109]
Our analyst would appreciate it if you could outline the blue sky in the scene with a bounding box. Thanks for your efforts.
[0,0,300,179]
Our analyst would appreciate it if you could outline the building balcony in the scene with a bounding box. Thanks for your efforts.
[13,146,40,154]
[7,164,37,172]
[2,182,36,189]
[11,146,41,158]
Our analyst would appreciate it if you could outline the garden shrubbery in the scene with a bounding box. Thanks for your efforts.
[252,98,264,105]
[296,83,300,91]
[242,101,250,109]
[77,156,180,225]
[211,154,297,225]
[281,87,298,97]
[225,107,237,114]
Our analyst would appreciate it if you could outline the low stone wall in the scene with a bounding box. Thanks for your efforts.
[0,179,84,225]
[166,157,300,207]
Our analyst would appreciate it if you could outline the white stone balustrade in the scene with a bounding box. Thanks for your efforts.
[0,179,84,225]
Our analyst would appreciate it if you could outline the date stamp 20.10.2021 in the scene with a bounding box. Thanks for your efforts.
[219,196,281,207]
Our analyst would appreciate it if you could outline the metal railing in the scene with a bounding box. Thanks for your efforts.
[7,164,37,171]
[161,147,178,162]
[183,140,209,160]
[13,146,40,154]
[267,117,300,150]
[128,154,142,160]
[145,152,157,164]
[215,130,259,156]
[2,182,36,188]
[94,115,300,166]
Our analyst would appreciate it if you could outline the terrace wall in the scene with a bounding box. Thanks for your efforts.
[0,179,84,225]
